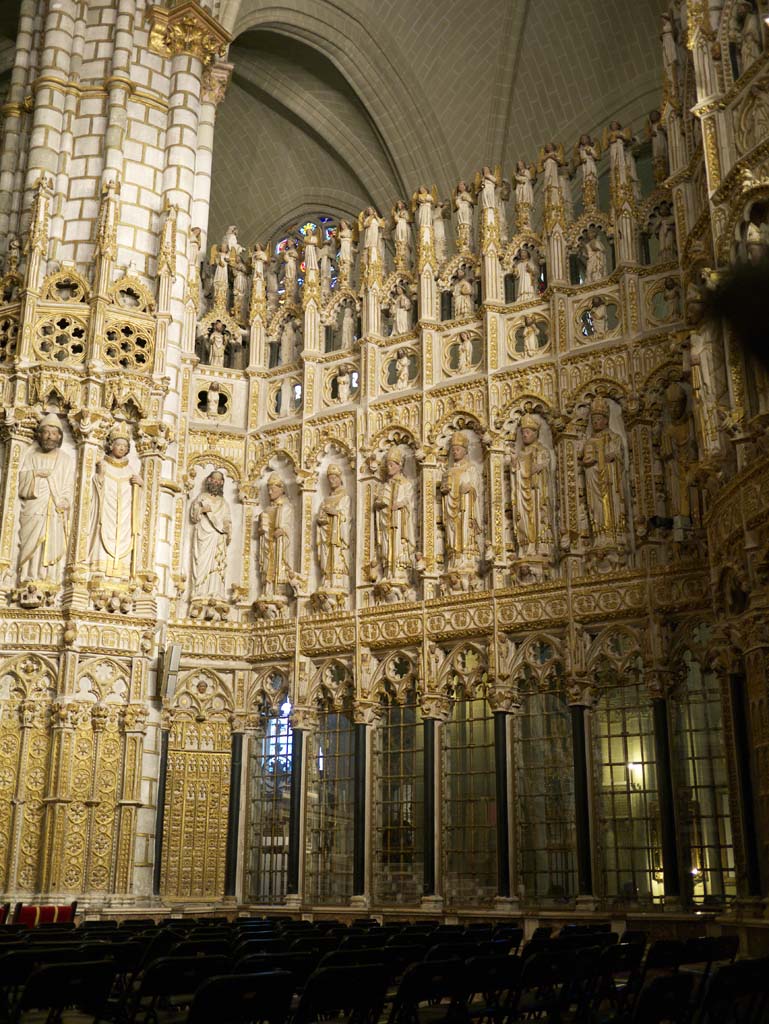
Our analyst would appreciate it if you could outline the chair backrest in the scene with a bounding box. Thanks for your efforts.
[294,963,389,1024]
[631,973,693,1024]
[319,949,388,970]
[394,959,468,1009]
[139,955,232,997]
[644,939,683,971]
[620,930,647,948]
[698,958,769,1024]
[340,934,389,951]
[234,952,318,986]
[290,935,340,954]
[16,959,116,1014]
[464,955,522,1000]
[188,970,293,1024]
[171,939,231,957]
[424,942,479,962]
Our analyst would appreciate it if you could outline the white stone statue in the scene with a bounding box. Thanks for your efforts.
[432,200,449,262]
[89,422,143,580]
[391,285,412,335]
[373,447,417,588]
[456,331,474,372]
[733,0,762,75]
[281,317,300,363]
[452,269,474,318]
[362,207,385,266]
[335,367,352,403]
[231,255,249,321]
[583,228,607,283]
[340,305,355,348]
[316,464,351,592]
[338,219,355,265]
[266,258,279,310]
[392,200,411,254]
[282,240,299,303]
[589,296,608,339]
[221,224,242,257]
[478,166,497,211]
[190,469,232,606]
[414,185,434,230]
[211,247,229,308]
[453,180,475,248]
[648,109,669,179]
[579,396,628,550]
[207,319,227,367]
[663,277,681,319]
[652,201,676,262]
[539,142,563,197]
[659,383,699,521]
[440,431,483,575]
[17,413,73,585]
[319,240,334,297]
[513,245,539,301]
[522,315,541,357]
[257,473,294,598]
[394,349,411,390]
[497,178,511,243]
[514,160,535,208]
[661,12,679,95]
[605,121,635,193]
[205,382,221,417]
[510,413,555,561]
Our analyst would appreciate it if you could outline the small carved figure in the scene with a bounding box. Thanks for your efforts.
[497,178,511,243]
[652,201,677,262]
[732,0,763,75]
[336,367,352,403]
[661,12,679,97]
[590,296,608,339]
[452,269,474,318]
[440,431,483,575]
[205,382,221,417]
[207,319,227,367]
[394,349,411,390]
[456,331,474,372]
[281,317,300,363]
[513,245,539,301]
[391,285,412,335]
[580,396,628,550]
[340,305,356,348]
[373,447,417,588]
[522,315,541,356]
[648,109,669,180]
[510,413,555,561]
[432,199,449,262]
[453,180,475,249]
[319,238,334,297]
[338,219,355,265]
[392,199,411,258]
[17,413,73,585]
[257,473,294,598]
[282,239,299,303]
[663,277,681,319]
[89,422,143,580]
[538,142,564,196]
[316,464,351,592]
[659,383,699,522]
[583,227,607,283]
[190,470,232,605]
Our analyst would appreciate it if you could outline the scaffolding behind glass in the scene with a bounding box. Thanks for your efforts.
[672,646,735,905]
[305,710,355,904]
[515,682,576,902]
[442,692,497,906]
[373,696,424,904]
[593,679,663,904]
[246,697,293,903]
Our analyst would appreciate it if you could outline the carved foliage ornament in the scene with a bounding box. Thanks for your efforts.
[148,2,231,67]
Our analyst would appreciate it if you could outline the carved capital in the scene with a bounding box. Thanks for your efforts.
[565,675,596,707]
[122,704,149,733]
[486,684,521,714]
[201,60,233,105]
[419,692,453,722]
[289,706,318,732]
[148,2,231,67]
[352,701,383,726]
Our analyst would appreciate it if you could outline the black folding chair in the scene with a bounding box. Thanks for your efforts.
[187,970,293,1024]
[388,959,468,1024]
[127,954,232,1024]
[294,963,389,1024]
[630,973,693,1024]
[464,955,522,1024]
[697,957,769,1024]
[11,959,116,1024]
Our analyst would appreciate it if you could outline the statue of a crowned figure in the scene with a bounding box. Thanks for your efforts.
[314,464,351,610]
[509,413,555,575]
[372,446,419,601]
[89,422,143,582]
[579,396,628,560]
[189,469,232,619]
[256,472,296,614]
[17,412,74,590]
[439,431,484,587]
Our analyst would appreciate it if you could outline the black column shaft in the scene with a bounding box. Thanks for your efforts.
[652,698,680,898]
[353,723,367,896]
[494,711,511,898]
[423,718,436,896]
[224,732,244,897]
[570,704,593,895]
[729,673,762,896]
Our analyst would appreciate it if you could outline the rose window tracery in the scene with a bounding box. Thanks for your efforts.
[102,322,153,370]
[33,314,87,364]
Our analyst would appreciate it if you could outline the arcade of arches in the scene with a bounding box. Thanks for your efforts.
[0,0,768,951]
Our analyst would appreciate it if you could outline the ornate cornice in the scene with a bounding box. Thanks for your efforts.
[148,2,231,67]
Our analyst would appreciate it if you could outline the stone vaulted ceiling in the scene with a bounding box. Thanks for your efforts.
[210,0,666,245]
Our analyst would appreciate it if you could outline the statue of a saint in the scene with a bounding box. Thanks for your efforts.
[282,240,299,303]
[17,413,73,585]
[335,368,351,403]
[391,286,412,334]
[510,413,555,561]
[392,200,411,257]
[733,0,762,75]
[207,320,227,367]
[580,397,628,549]
[652,201,676,262]
[452,269,474,318]
[440,431,483,574]
[583,228,607,283]
[660,383,700,522]
[316,464,351,592]
[453,180,475,249]
[394,349,411,389]
[432,200,449,262]
[373,448,416,586]
[590,296,608,338]
[89,422,143,580]
[257,473,294,598]
[456,331,474,372]
[190,469,232,605]
[513,246,539,300]
[522,315,541,356]
[340,305,355,348]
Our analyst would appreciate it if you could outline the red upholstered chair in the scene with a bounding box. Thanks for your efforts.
[0,903,9,925]
[12,900,78,926]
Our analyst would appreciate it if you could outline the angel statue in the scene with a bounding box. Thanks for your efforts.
[573,134,600,207]
[537,142,565,203]
[391,199,412,266]
[360,207,386,270]
[514,160,537,230]
[432,199,450,262]
[453,180,475,251]
[474,165,500,212]
[603,120,636,197]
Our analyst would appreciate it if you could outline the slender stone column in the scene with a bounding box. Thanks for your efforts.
[728,670,763,897]
[152,726,170,897]
[224,730,244,898]
[567,677,594,902]
[422,717,436,897]
[353,721,367,897]
[0,0,37,244]
[494,711,511,898]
